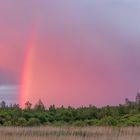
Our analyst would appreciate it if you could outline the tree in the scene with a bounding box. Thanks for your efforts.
[0,101,6,109]
[34,99,45,111]
[136,92,140,105]
[125,98,129,106]
[12,104,20,109]
[124,98,134,107]
[49,105,56,112]
[25,101,32,110]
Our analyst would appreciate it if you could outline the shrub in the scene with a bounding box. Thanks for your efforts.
[98,116,118,126]
[27,118,40,126]
[16,117,27,126]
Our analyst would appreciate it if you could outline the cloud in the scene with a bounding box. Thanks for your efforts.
[0,1,140,106]
[0,69,18,85]
[0,85,19,104]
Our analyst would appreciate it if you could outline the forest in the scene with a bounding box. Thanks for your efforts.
[0,93,140,126]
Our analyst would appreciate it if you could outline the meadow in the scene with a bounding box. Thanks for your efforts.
[0,126,140,140]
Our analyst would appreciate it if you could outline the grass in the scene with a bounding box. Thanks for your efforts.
[0,126,140,140]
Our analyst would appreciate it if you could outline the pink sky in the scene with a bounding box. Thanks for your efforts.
[0,1,140,107]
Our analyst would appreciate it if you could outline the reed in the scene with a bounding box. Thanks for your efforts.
[0,126,139,140]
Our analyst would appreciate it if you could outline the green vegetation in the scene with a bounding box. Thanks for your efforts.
[0,93,140,126]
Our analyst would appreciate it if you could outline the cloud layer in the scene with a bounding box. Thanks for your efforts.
[0,0,140,106]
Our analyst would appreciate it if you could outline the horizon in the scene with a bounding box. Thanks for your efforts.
[0,0,140,107]
[0,92,139,108]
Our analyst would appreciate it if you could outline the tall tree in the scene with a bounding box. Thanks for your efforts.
[25,101,32,110]
[136,92,140,105]
[34,99,45,111]
[0,101,6,108]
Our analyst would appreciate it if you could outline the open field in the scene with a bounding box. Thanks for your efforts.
[0,126,140,140]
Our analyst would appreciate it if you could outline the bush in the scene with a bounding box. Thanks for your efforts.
[98,116,118,126]
[27,118,40,126]
[73,120,86,127]
[3,121,12,126]
[16,117,27,126]
[84,119,98,126]
[125,115,140,126]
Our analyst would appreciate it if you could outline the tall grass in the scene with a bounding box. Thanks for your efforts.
[0,126,140,140]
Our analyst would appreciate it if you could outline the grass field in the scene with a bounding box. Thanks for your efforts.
[0,126,140,140]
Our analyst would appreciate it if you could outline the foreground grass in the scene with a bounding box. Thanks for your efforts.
[0,126,140,140]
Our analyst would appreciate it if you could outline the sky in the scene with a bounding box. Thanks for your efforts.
[0,0,140,107]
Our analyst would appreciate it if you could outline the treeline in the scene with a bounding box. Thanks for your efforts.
[0,93,140,126]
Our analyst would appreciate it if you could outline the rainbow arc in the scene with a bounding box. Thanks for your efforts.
[20,27,37,108]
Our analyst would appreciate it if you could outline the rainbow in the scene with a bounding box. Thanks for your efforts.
[20,28,37,108]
